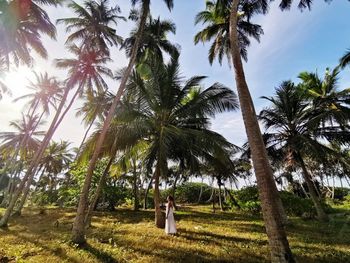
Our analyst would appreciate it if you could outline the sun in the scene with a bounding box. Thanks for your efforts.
[3,66,36,97]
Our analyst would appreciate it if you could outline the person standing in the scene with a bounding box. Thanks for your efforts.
[165,195,176,235]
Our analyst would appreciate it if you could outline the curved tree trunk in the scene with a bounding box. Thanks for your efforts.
[0,81,80,227]
[154,161,163,228]
[84,155,114,228]
[297,154,328,221]
[217,178,224,211]
[75,120,95,160]
[143,175,153,210]
[15,85,83,215]
[224,186,240,209]
[229,2,294,262]
[71,0,151,244]
[132,159,139,211]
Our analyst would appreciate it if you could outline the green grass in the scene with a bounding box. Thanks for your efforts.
[0,205,349,262]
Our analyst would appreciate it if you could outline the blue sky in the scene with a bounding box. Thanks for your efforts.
[1,0,350,149]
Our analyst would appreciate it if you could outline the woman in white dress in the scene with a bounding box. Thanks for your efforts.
[165,195,176,235]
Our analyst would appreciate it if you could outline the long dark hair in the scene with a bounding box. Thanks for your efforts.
[167,195,174,203]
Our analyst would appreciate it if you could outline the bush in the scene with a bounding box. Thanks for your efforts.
[166,182,212,203]
[232,185,332,217]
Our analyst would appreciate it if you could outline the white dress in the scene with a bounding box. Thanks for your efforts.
[165,204,176,234]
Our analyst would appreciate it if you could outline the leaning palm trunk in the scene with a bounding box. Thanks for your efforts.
[143,174,154,209]
[229,1,294,262]
[132,160,139,211]
[154,161,163,228]
[71,1,150,244]
[84,156,115,228]
[297,154,328,221]
[0,83,80,227]
[14,85,83,215]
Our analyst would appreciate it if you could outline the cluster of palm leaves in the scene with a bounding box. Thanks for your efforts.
[259,67,350,221]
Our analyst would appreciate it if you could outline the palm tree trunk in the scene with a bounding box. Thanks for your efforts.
[143,175,153,210]
[171,172,180,208]
[229,1,294,262]
[224,186,240,209]
[75,120,95,160]
[71,0,150,244]
[0,83,78,227]
[14,85,83,215]
[217,178,224,211]
[84,155,114,228]
[132,159,139,211]
[297,154,328,221]
[154,161,163,228]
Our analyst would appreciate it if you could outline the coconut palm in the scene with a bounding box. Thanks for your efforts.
[122,15,179,64]
[14,72,62,122]
[33,141,73,202]
[0,114,45,207]
[194,0,264,64]
[113,55,238,227]
[74,89,114,158]
[71,0,174,244]
[14,46,114,215]
[259,81,350,221]
[0,0,60,67]
[57,0,125,55]
[195,1,297,261]
[298,67,350,128]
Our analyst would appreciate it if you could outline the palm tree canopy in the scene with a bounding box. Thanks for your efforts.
[55,44,113,92]
[298,67,350,128]
[259,81,350,168]
[122,15,179,64]
[194,0,265,65]
[57,0,126,55]
[14,72,63,116]
[0,0,60,67]
[131,0,173,11]
[0,114,45,161]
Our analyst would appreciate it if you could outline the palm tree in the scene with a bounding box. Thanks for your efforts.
[57,0,125,55]
[194,0,264,64]
[298,67,350,128]
[340,49,350,69]
[115,55,238,227]
[14,72,62,122]
[33,141,73,203]
[0,114,45,207]
[15,46,114,215]
[0,45,114,226]
[71,0,174,244]
[122,15,179,65]
[74,89,113,158]
[0,0,60,67]
[195,1,297,261]
[259,81,350,221]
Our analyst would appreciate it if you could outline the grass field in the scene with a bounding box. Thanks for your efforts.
[0,205,349,263]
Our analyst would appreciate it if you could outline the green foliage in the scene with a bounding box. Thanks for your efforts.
[231,185,334,217]
[161,182,212,204]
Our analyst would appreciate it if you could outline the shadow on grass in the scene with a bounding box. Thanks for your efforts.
[79,243,118,263]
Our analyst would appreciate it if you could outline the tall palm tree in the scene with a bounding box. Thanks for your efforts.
[114,55,238,227]
[15,46,114,215]
[14,72,62,122]
[74,89,113,158]
[122,15,179,64]
[0,0,60,67]
[194,0,264,64]
[258,81,349,221]
[33,141,73,202]
[57,0,125,55]
[0,114,45,206]
[71,0,174,244]
[298,67,350,128]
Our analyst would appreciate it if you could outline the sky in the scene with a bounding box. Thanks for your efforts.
[1,0,350,152]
